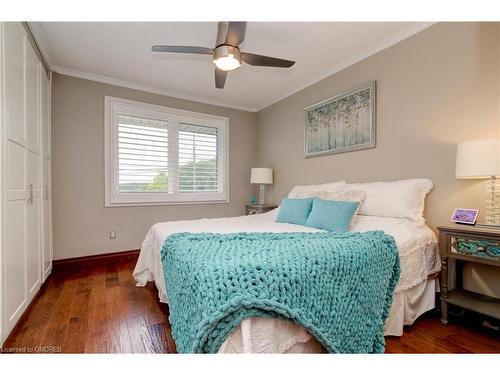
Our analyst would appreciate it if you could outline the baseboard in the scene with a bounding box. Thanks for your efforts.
[52,249,140,272]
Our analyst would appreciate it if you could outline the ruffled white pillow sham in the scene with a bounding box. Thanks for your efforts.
[285,187,366,219]
[286,178,433,224]
[322,190,367,215]
[344,178,433,224]
[287,181,345,199]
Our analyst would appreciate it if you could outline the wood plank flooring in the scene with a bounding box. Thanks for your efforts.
[2,256,499,353]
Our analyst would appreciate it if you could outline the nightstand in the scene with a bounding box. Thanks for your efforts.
[438,224,500,325]
[245,204,278,215]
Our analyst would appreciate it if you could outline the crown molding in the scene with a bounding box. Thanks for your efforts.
[52,66,259,112]
[29,21,435,113]
[28,23,258,111]
[26,22,55,68]
[256,22,437,111]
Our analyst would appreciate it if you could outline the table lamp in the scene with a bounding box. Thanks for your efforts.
[250,168,273,205]
[456,137,500,226]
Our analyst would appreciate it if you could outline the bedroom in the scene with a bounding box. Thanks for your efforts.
[1,0,499,372]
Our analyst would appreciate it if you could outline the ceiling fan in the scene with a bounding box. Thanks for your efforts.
[152,22,295,89]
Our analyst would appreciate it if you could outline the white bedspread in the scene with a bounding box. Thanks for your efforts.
[133,209,440,352]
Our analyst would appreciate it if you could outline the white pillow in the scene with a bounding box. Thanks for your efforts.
[344,179,433,223]
[323,190,367,214]
[291,188,366,214]
[288,181,346,199]
[323,189,367,203]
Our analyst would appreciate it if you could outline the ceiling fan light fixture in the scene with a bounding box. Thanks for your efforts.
[214,55,241,71]
[152,22,296,89]
[213,45,242,71]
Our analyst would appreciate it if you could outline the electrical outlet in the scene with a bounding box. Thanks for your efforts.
[109,231,117,240]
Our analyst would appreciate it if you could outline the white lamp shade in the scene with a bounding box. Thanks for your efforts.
[250,168,273,184]
[456,137,500,179]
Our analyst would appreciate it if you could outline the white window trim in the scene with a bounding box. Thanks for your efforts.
[104,96,229,207]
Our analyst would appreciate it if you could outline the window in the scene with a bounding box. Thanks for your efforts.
[105,97,229,206]
[117,114,169,194]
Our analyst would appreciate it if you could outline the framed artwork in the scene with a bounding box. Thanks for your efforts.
[304,81,376,158]
[451,208,479,225]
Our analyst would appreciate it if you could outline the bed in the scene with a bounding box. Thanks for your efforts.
[133,178,440,353]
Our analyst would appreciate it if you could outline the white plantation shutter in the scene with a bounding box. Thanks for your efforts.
[178,123,219,192]
[105,97,228,206]
[117,114,169,193]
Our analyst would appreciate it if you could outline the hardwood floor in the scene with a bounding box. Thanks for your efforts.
[2,256,499,353]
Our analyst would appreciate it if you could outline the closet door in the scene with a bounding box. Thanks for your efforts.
[3,22,28,330]
[2,23,42,336]
[40,70,52,281]
[24,33,41,303]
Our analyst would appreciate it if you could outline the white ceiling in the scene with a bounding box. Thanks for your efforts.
[32,22,432,111]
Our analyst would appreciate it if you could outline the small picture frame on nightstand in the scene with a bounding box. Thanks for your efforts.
[451,208,479,225]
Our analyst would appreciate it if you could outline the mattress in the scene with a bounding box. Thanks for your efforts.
[133,209,440,351]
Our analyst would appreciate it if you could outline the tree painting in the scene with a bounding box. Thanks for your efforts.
[306,83,375,156]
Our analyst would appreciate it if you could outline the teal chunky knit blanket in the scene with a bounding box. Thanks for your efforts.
[161,231,400,353]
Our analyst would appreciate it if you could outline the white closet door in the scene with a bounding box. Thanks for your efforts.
[26,151,40,299]
[3,22,28,329]
[41,70,50,159]
[2,23,49,341]
[24,36,41,302]
[40,70,52,280]
[41,157,51,280]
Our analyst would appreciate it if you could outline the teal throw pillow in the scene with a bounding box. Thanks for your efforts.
[306,198,360,232]
[276,198,314,226]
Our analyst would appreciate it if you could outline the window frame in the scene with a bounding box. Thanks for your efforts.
[104,96,229,207]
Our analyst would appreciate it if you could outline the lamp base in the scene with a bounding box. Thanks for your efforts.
[485,176,500,225]
[257,184,265,205]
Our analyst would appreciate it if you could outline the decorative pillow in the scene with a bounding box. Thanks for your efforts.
[323,190,367,215]
[344,178,433,223]
[288,181,346,199]
[305,198,360,232]
[290,190,328,199]
[276,198,314,225]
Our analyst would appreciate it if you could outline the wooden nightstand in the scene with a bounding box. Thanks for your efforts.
[245,204,278,215]
[438,224,500,325]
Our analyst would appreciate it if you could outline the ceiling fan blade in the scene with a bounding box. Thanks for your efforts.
[215,68,227,89]
[152,46,213,55]
[216,22,246,46]
[225,22,246,45]
[242,52,295,68]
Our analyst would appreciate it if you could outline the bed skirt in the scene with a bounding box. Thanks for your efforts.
[384,276,439,336]
[218,277,439,353]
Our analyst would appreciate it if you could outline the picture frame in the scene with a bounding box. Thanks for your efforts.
[451,208,479,225]
[304,81,376,158]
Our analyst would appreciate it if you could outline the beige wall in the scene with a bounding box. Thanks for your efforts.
[256,22,500,230]
[53,22,500,259]
[52,73,257,259]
